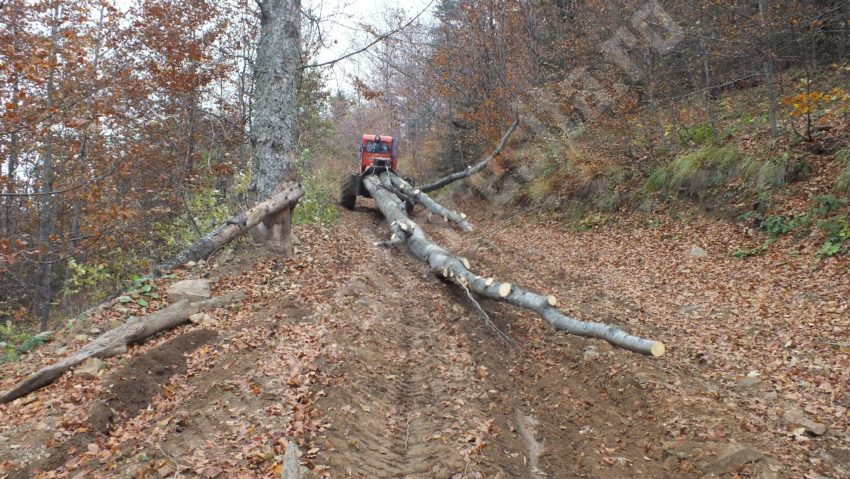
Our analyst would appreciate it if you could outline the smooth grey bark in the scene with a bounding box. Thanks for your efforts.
[2,80,19,235]
[155,182,304,274]
[36,4,62,332]
[2,0,23,235]
[63,7,105,313]
[365,173,665,357]
[248,0,301,253]
[758,0,779,138]
[697,34,720,144]
[387,174,473,232]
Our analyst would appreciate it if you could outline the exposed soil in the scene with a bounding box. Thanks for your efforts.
[0,195,847,478]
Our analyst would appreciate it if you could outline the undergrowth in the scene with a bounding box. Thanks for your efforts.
[0,321,47,366]
[738,194,850,258]
[294,149,339,226]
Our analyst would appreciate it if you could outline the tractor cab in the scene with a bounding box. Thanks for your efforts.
[359,134,398,174]
[340,134,411,210]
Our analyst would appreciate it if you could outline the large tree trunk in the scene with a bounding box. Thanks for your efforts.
[249,0,301,254]
[156,182,304,274]
[364,172,665,357]
[0,292,246,404]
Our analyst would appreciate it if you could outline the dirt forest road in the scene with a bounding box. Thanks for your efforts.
[0,197,847,478]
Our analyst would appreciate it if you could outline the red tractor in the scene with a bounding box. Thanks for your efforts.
[340,134,408,210]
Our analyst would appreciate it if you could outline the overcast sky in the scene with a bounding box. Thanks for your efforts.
[307,0,435,92]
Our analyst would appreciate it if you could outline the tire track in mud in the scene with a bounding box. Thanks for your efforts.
[314,206,529,478]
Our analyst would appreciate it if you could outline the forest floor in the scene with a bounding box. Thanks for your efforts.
[0,194,848,478]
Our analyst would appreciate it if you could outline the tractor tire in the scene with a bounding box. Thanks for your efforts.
[340,174,359,210]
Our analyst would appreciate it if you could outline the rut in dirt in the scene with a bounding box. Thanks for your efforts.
[313,208,533,478]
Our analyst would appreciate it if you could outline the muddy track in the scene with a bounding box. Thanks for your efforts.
[315,211,505,477]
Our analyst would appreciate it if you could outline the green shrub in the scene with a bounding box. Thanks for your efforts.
[592,189,621,212]
[0,321,45,365]
[293,173,339,226]
[154,187,234,249]
[579,165,626,212]
[528,175,555,204]
[645,167,669,193]
[293,152,339,226]
[760,215,796,236]
[810,194,848,216]
[678,123,717,146]
[816,218,850,256]
[733,241,771,259]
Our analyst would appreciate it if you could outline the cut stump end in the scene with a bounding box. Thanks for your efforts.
[651,342,666,357]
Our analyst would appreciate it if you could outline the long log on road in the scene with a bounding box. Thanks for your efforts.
[418,116,519,193]
[0,292,246,404]
[364,173,664,357]
[387,174,473,232]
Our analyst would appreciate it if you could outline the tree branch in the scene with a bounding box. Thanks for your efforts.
[299,0,435,70]
[419,115,520,193]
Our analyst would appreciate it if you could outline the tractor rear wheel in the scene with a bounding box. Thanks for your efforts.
[340,174,359,210]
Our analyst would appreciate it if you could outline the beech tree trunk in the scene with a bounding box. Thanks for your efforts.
[249,0,301,254]
[0,292,246,404]
[156,183,304,274]
[364,172,665,357]
[36,4,61,332]
[387,174,473,232]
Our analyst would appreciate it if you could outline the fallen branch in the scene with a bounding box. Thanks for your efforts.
[0,291,246,404]
[387,174,473,232]
[155,182,304,274]
[419,116,520,193]
[364,173,664,357]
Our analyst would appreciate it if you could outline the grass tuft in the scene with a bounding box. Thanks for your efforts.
[645,145,740,196]
[836,147,850,194]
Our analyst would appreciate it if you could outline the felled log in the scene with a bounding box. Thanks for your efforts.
[156,182,304,274]
[387,174,473,232]
[0,291,246,404]
[418,116,519,193]
[364,173,664,357]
